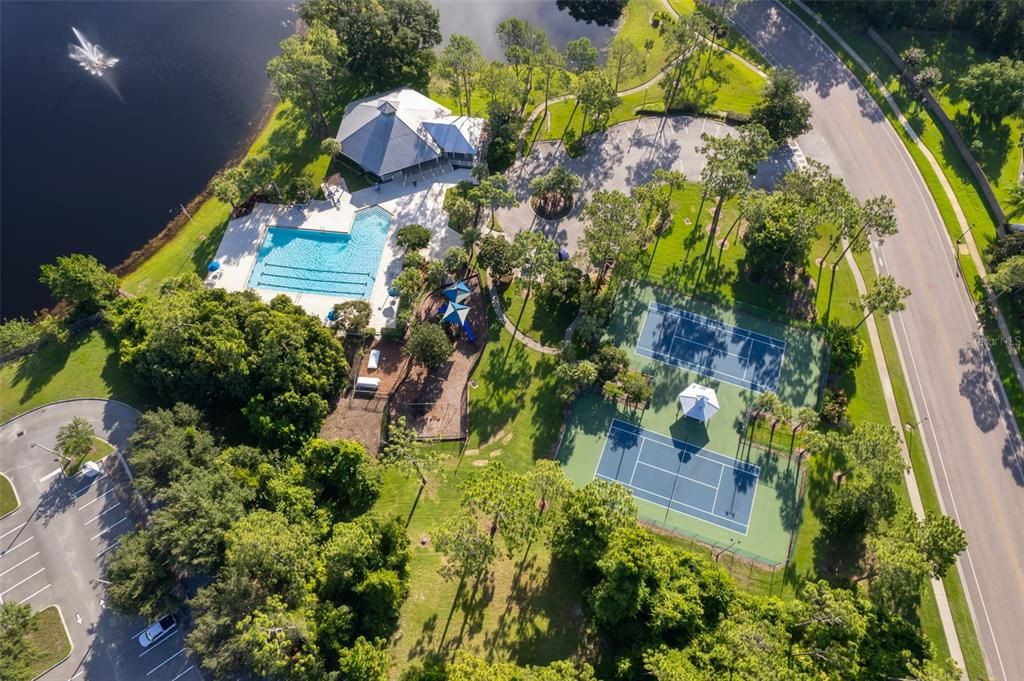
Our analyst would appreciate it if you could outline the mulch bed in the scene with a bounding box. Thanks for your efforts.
[320,339,409,454]
[390,274,489,440]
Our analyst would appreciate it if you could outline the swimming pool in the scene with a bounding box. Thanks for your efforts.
[246,206,393,298]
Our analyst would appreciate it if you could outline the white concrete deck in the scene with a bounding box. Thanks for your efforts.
[206,169,471,329]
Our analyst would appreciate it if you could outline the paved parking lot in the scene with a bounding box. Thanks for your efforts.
[0,400,202,681]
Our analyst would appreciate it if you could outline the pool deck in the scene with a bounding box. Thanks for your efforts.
[207,169,471,329]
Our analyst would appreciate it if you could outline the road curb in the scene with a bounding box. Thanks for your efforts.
[0,398,141,431]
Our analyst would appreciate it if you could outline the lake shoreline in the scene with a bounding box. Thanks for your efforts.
[110,82,279,281]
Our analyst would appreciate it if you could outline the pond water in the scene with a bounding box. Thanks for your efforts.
[434,0,615,59]
[0,0,612,320]
[0,1,292,319]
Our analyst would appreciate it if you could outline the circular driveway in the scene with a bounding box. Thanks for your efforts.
[495,115,799,251]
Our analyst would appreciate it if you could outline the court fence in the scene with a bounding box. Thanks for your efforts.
[641,518,791,594]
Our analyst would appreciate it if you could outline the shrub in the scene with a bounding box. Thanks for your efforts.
[287,174,318,203]
[395,224,432,250]
[403,323,453,369]
[447,196,475,232]
[38,253,118,313]
[0,318,41,355]
[442,247,469,275]
[825,320,864,376]
[331,300,373,334]
[403,251,426,271]
[393,268,424,298]
[573,313,606,353]
[425,261,447,289]
[988,232,1024,267]
[821,387,848,426]
[620,370,652,406]
[594,345,629,383]
[554,360,598,403]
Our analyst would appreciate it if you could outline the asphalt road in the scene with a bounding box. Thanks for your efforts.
[0,399,202,681]
[730,3,1024,678]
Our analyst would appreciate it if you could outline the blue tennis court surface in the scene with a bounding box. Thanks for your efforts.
[635,302,786,393]
[596,419,760,534]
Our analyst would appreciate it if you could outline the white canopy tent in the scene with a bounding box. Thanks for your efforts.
[678,383,720,423]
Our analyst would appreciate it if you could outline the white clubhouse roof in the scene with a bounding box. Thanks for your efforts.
[336,89,483,177]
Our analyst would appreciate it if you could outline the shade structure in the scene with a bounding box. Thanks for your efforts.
[678,383,720,423]
[440,301,470,326]
[443,280,471,303]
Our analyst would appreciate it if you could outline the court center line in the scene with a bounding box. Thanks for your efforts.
[0,522,28,540]
[610,425,761,475]
[596,474,750,534]
[1,567,46,596]
[627,440,645,487]
[18,583,51,605]
[0,552,40,577]
[647,301,787,349]
[89,517,127,541]
[78,488,115,510]
[147,648,185,675]
[84,503,122,526]
[711,466,725,512]
[635,344,777,393]
[635,459,719,491]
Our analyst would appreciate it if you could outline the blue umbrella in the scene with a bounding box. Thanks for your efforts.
[440,301,470,326]
[207,260,221,272]
[443,280,471,303]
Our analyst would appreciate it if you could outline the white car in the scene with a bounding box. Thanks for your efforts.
[137,614,175,647]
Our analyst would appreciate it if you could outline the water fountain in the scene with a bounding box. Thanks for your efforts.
[68,27,119,76]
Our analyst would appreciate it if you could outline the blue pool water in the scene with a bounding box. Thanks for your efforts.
[246,206,393,298]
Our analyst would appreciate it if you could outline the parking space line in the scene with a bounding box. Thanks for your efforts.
[18,583,51,604]
[0,552,40,577]
[39,467,63,483]
[138,627,179,657]
[169,665,195,681]
[147,647,185,674]
[95,540,121,558]
[70,670,85,680]
[78,488,115,510]
[90,517,127,541]
[1,567,45,595]
[73,474,107,496]
[0,522,28,540]
[4,536,35,554]
[83,503,122,526]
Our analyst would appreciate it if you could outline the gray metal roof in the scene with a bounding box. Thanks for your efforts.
[336,89,483,177]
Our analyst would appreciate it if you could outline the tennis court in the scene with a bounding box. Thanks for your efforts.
[596,419,759,534]
[635,301,786,393]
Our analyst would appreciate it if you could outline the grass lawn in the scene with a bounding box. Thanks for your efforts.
[0,474,17,516]
[121,102,334,298]
[876,28,1024,209]
[377,311,589,671]
[499,279,576,347]
[0,328,148,423]
[615,0,675,90]
[25,606,72,678]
